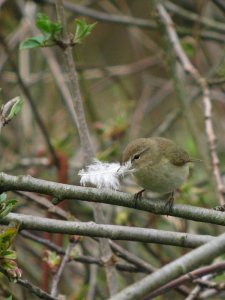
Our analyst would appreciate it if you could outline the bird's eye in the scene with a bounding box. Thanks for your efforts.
[133,154,140,160]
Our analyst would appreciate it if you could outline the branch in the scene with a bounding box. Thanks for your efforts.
[0,35,59,168]
[55,0,93,162]
[212,0,225,14]
[109,232,225,300]
[55,0,118,295]
[21,231,148,274]
[156,3,225,205]
[46,0,225,43]
[50,240,77,297]
[41,0,225,45]
[0,266,58,300]
[164,0,225,34]
[0,172,225,225]
[0,213,215,248]
[131,261,225,298]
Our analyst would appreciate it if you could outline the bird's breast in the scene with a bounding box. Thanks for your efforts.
[133,158,189,194]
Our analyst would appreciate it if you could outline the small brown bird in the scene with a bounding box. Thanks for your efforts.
[122,137,192,210]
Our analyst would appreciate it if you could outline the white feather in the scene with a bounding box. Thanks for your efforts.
[78,159,131,190]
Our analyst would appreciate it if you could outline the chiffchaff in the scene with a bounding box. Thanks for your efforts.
[122,137,192,209]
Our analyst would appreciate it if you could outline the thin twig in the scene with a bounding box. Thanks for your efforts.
[42,0,225,44]
[164,0,225,34]
[185,285,203,300]
[212,0,225,14]
[0,35,59,168]
[55,0,93,162]
[50,240,77,297]
[156,3,225,205]
[20,231,148,274]
[0,266,59,300]
[86,264,98,300]
[15,191,72,220]
[146,262,225,299]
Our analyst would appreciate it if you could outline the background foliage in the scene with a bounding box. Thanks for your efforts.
[0,0,225,299]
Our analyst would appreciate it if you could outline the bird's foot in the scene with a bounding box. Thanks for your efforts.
[213,204,225,212]
[164,191,174,214]
[134,189,145,208]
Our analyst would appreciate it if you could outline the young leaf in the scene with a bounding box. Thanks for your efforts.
[20,35,50,49]
[74,19,97,44]
[0,227,19,252]
[36,13,62,37]
[7,98,24,121]
[0,200,18,218]
[1,249,17,260]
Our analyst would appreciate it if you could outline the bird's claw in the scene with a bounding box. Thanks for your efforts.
[134,189,145,208]
[213,204,225,212]
[164,191,174,214]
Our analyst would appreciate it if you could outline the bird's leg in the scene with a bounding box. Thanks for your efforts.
[134,189,145,208]
[213,205,225,212]
[164,191,174,213]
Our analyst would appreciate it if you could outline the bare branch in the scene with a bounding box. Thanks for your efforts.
[0,35,59,167]
[109,232,225,300]
[0,213,215,248]
[147,261,225,298]
[55,0,120,294]
[156,3,225,205]
[51,240,77,297]
[0,266,59,300]
[0,172,225,225]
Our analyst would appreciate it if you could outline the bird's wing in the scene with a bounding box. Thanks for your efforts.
[165,144,191,166]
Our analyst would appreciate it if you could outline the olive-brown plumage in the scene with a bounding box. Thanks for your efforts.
[122,137,191,194]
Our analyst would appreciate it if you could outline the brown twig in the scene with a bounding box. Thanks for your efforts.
[146,261,225,299]
[55,0,93,162]
[0,266,59,300]
[50,239,77,297]
[156,3,225,205]
[55,0,119,295]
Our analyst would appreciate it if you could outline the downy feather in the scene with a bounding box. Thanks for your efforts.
[78,159,131,190]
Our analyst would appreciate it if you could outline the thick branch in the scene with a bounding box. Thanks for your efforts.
[1,213,214,248]
[0,172,225,225]
[109,232,225,300]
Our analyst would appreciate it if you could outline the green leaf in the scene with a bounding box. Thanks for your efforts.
[1,258,22,280]
[36,13,62,37]
[0,200,17,218]
[1,249,17,260]
[4,296,12,300]
[181,37,196,58]
[74,19,97,44]
[0,227,19,252]
[7,98,24,121]
[20,35,50,49]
